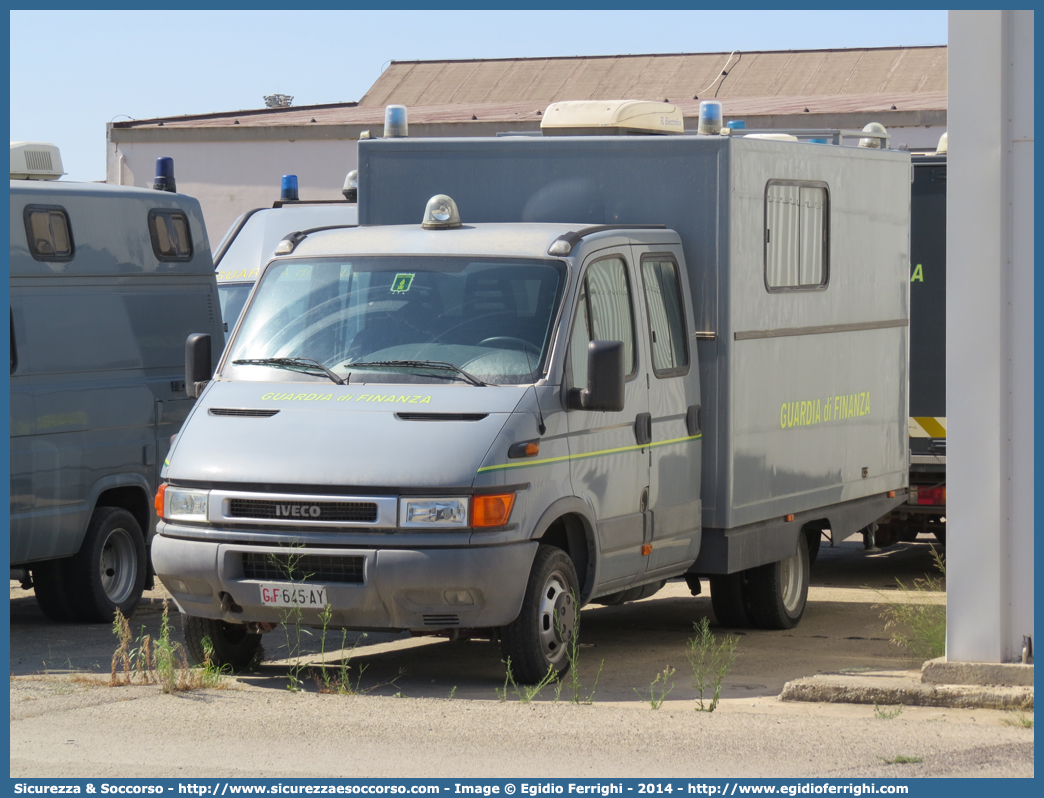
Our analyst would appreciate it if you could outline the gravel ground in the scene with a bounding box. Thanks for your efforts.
[9,536,1034,778]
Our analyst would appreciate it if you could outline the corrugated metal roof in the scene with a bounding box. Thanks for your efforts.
[358,46,947,107]
[114,91,945,131]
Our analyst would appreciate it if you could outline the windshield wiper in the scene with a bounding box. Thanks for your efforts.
[343,359,488,387]
[233,357,347,385]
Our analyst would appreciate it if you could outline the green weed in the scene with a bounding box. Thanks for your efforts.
[876,548,946,660]
[881,755,923,765]
[1001,711,1034,729]
[634,665,675,709]
[687,616,738,712]
[874,703,904,720]
[496,657,557,703]
[558,594,603,705]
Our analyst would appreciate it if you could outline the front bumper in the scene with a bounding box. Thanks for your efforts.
[151,527,537,630]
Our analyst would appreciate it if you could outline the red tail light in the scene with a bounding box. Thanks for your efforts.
[917,486,946,506]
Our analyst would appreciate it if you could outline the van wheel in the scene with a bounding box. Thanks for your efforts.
[500,545,579,684]
[709,571,754,628]
[32,559,78,622]
[68,507,147,622]
[745,534,810,630]
[806,528,823,564]
[184,615,263,670]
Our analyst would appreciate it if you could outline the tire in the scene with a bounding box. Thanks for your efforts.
[746,533,810,630]
[806,528,822,564]
[184,615,263,670]
[32,558,78,622]
[67,507,147,622]
[500,545,579,684]
[709,571,755,628]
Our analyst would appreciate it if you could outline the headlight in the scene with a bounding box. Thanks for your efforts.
[399,498,468,528]
[166,488,209,522]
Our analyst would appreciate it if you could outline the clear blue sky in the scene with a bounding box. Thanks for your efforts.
[10,10,947,182]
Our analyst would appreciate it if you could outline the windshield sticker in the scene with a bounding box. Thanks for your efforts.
[390,273,415,293]
[260,392,432,404]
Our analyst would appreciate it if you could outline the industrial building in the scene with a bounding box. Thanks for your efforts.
[106,45,948,234]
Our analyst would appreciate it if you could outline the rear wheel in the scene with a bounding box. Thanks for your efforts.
[500,545,579,684]
[709,571,755,628]
[67,507,147,622]
[32,559,78,622]
[746,534,810,630]
[184,615,263,670]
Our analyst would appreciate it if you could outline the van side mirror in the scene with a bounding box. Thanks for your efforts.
[568,340,625,412]
[185,333,212,399]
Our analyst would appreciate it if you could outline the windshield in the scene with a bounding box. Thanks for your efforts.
[225,257,566,385]
[218,283,254,337]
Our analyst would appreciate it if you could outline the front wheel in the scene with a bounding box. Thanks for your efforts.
[500,545,579,684]
[184,615,263,670]
[745,534,810,630]
[68,507,147,622]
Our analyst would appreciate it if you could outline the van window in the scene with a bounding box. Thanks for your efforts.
[765,181,828,291]
[570,256,637,386]
[149,210,193,261]
[641,257,688,376]
[24,206,74,261]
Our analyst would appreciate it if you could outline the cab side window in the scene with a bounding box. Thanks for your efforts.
[641,257,689,376]
[149,210,193,261]
[569,256,637,389]
[24,205,74,261]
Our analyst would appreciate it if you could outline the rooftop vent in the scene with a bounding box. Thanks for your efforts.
[264,94,293,108]
[540,100,684,136]
[10,141,65,180]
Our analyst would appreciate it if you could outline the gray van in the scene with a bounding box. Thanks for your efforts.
[214,177,358,339]
[10,144,225,621]
[152,105,909,681]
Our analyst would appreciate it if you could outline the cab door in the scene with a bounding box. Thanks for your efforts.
[565,248,650,593]
[629,243,702,575]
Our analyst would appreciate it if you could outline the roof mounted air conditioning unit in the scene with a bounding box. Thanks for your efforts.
[11,142,65,180]
[540,100,684,136]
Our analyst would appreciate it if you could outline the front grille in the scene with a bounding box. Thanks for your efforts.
[210,408,280,418]
[423,614,460,627]
[228,499,377,522]
[241,552,364,583]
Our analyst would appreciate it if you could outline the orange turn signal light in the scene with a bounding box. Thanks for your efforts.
[888,490,896,498]
[785,514,795,522]
[472,493,516,527]
[641,544,652,556]
[154,483,167,519]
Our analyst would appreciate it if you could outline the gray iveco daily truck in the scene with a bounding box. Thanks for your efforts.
[153,102,910,681]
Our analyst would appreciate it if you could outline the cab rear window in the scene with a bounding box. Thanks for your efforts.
[149,209,193,261]
[24,205,74,261]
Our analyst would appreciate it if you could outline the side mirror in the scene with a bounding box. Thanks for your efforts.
[185,333,212,399]
[568,340,625,412]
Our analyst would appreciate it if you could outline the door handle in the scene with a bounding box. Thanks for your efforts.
[635,412,653,446]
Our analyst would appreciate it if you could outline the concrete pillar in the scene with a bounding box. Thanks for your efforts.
[946,10,1034,662]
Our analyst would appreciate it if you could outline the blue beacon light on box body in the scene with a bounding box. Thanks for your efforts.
[281,175,299,202]
[153,157,176,192]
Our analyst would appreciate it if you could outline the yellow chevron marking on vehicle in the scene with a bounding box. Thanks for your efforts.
[909,416,947,438]
[164,457,170,467]
[477,434,702,473]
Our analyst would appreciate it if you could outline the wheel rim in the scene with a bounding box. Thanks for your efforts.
[98,527,137,605]
[537,570,575,665]
[779,548,806,614]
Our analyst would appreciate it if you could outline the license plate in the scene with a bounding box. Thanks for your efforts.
[259,583,328,608]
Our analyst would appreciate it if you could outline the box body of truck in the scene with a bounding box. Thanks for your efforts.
[10,177,225,621]
[358,134,910,561]
[875,153,947,546]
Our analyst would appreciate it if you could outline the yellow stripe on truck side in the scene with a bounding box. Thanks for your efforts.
[909,417,947,438]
